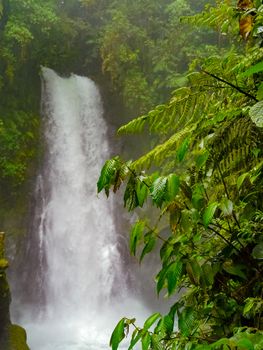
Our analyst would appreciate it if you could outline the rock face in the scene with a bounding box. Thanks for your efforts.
[0,232,30,350]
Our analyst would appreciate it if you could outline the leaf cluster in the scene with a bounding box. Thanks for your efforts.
[98,1,263,349]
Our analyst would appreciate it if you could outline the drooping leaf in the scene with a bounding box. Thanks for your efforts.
[110,318,126,350]
[158,314,174,336]
[166,260,184,295]
[203,202,218,228]
[177,136,190,162]
[124,175,139,211]
[130,220,145,256]
[178,307,197,337]
[220,198,233,216]
[237,172,249,189]
[252,242,263,259]
[150,176,168,207]
[236,338,254,350]
[156,265,169,295]
[128,329,142,350]
[141,332,151,350]
[223,261,247,279]
[136,181,149,207]
[241,61,263,77]
[167,174,180,201]
[140,234,156,263]
[186,259,202,286]
[97,157,120,196]
[249,100,263,128]
[143,313,162,331]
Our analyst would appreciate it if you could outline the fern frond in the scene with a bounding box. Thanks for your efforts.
[132,123,196,170]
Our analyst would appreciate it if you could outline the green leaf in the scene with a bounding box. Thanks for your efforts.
[140,234,156,262]
[243,298,256,316]
[177,136,190,162]
[223,261,247,279]
[158,314,174,335]
[249,101,263,128]
[252,242,263,259]
[130,220,145,256]
[241,61,263,77]
[110,318,126,350]
[167,174,180,201]
[124,175,139,211]
[178,307,197,337]
[97,157,120,196]
[192,184,205,210]
[220,198,233,216]
[156,265,169,295]
[143,313,162,331]
[150,176,168,208]
[256,82,263,100]
[128,329,142,350]
[166,260,183,295]
[196,150,209,168]
[136,181,148,207]
[203,202,218,228]
[237,172,249,189]
[141,332,151,350]
[186,259,202,286]
[236,338,254,350]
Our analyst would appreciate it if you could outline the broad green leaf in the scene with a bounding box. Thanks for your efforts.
[252,242,263,259]
[130,220,145,256]
[186,260,202,286]
[143,313,161,331]
[136,182,148,207]
[249,101,263,128]
[150,176,168,207]
[241,61,263,77]
[167,174,180,201]
[166,260,183,295]
[196,150,209,168]
[201,263,215,287]
[141,332,151,350]
[140,235,156,262]
[192,184,205,210]
[158,315,174,335]
[97,157,120,196]
[156,265,169,295]
[236,338,254,350]
[151,334,163,350]
[178,307,197,337]
[128,329,142,350]
[177,136,190,162]
[210,338,230,349]
[220,198,233,216]
[243,298,256,316]
[237,172,249,189]
[110,318,126,350]
[124,175,139,211]
[203,202,218,228]
[256,82,263,100]
[223,261,247,279]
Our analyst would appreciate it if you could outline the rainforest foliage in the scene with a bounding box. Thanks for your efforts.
[0,0,215,194]
[98,1,263,349]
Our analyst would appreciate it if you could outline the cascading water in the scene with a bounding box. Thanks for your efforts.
[19,68,151,350]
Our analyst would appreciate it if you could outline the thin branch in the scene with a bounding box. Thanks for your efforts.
[202,70,258,102]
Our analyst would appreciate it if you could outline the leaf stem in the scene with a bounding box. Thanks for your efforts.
[202,70,258,102]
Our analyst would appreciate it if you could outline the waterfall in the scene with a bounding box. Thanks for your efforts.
[19,68,151,350]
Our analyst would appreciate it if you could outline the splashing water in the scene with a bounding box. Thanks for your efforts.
[19,68,151,349]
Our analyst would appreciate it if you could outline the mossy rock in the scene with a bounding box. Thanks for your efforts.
[8,324,30,350]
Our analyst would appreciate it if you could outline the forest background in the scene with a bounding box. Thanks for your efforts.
[0,0,263,349]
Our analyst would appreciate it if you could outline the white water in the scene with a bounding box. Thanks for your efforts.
[20,68,151,349]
